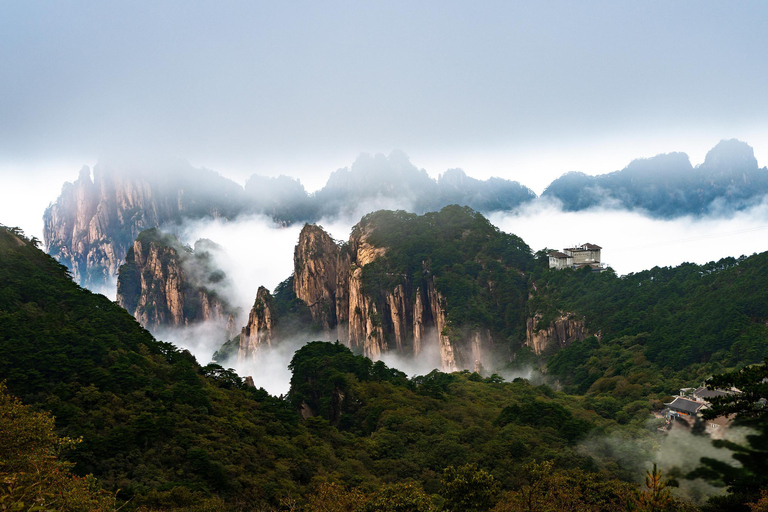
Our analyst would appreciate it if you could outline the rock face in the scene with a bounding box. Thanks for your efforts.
[239,286,277,359]
[291,222,492,371]
[293,225,342,333]
[116,229,236,332]
[525,313,588,355]
[44,155,535,289]
[44,161,247,290]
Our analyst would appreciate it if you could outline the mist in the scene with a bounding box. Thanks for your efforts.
[490,197,768,275]
[171,195,768,324]
[130,195,768,398]
[153,319,233,366]
[221,332,336,397]
[579,418,751,504]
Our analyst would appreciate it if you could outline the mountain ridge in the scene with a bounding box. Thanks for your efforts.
[44,139,767,289]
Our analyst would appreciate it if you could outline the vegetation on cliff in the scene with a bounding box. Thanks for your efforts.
[117,228,235,329]
[2,225,674,511]
[533,252,768,398]
[358,205,534,351]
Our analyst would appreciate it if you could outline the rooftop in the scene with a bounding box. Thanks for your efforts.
[667,397,705,415]
[565,243,602,251]
[693,387,730,399]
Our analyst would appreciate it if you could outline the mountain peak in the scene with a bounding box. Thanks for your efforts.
[701,139,758,172]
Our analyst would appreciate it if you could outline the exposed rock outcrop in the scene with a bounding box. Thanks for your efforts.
[239,286,277,359]
[116,229,237,332]
[44,161,247,289]
[291,221,490,371]
[293,225,340,333]
[45,155,536,290]
[525,313,588,355]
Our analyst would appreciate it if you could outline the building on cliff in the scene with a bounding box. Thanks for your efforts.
[548,243,603,270]
[662,386,736,439]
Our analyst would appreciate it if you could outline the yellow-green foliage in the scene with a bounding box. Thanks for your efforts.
[0,382,115,511]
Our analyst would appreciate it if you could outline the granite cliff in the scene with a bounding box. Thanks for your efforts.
[229,207,534,371]
[116,229,238,334]
[44,161,247,290]
[525,313,588,355]
[238,286,278,359]
[44,154,535,289]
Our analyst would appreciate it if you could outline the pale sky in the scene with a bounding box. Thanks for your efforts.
[2,1,768,241]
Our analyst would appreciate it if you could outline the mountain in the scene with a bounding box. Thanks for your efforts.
[7,216,768,509]
[43,140,768,293]
[542,139,768,217]
[220,204,768,386]
[226,206,542,371]
[43,153,535,289]
[43,159,248,290]
[116,228,239,337]
[1,223,640,510]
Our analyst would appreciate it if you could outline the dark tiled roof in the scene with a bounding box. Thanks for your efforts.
[548,251,571,258]
[564,244,602,252]
[668,397,704,414]
[694,387,729,399]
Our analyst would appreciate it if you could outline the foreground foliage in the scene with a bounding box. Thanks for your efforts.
[0,382,115,511]
[4,219,768,510]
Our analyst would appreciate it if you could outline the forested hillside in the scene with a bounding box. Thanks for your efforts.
[5,217,768,510]
[1,224,688,511]
[530,252,768,408]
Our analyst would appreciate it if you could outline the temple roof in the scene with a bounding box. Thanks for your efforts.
[667,397,705,414]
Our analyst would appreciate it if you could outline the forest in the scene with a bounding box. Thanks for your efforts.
[2,219,768,511]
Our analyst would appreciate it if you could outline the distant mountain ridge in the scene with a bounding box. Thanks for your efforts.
[44,140,768,288]
[542,139,768,216]
[44,151,535,288]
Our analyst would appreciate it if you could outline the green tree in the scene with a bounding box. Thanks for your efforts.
[636,464,674,512]
[440,463,501,512]
[0,382,115,511]
[358,483,436,512]
[689,358,768,510]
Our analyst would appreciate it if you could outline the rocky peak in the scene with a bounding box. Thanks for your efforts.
[293,224,341,333]
[44,161,247,290]
[701,139,759,175]
[437,168,469,189]
[622,152,693,181]
[288,210,509,371]
[116,229,236,331]
[239,286,277,359]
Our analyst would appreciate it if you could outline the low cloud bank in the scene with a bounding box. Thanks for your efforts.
[152,319,233,365]
[579,419,749,503]
[223,332,335,397]
[142,199,768,397]
[491,197,768,275]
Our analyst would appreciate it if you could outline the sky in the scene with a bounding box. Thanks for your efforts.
[2,1,768,241]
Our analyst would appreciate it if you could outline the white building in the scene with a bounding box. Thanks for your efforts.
[548,243,602,270]
[548,251,573,270]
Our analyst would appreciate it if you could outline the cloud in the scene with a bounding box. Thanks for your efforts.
[135,196,768,395]
[153,319,234,366]
[219,331,335,397]
[490,197,768,276]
